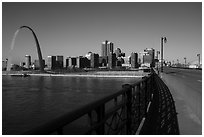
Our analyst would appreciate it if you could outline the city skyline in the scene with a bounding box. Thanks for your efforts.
[2,2,202,64]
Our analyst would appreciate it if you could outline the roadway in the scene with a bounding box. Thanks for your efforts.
[160,67,202,134]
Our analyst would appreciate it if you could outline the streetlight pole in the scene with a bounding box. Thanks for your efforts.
[197,54,200,68]
[161,37,167,72]
[184,57,186,68]
[156,51,160,71]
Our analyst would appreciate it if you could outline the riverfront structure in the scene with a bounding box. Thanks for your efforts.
[76,56,90,68]
[25,55,31,69]
[131,52,139,68]
[21,26,44,71]
[56,56,64,69]
[101,40,114,57]
[90,53,99,68]
[142,48,155,67]
[47,56,56,70]
[108,53,117,69]
[34,59,45,70]
[66,57,77,68]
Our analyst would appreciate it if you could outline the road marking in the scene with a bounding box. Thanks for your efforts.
[197,80,202,82]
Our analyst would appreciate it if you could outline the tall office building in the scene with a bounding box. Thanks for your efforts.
[99,56,107,67]
[131,52,139,68]
[107,41,114,55]
[76,56,90,68]
[25,55,31,69]
[56,56,64,69]
[47,56,56,70]
[66,57,69,68]
[108,53,116,69]
[101,40,114,57]
[143,48,155,67]
[101,40,108,57]
[67,57,77,68]
[90,53,99,68]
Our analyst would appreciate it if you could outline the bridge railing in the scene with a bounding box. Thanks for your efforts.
[24,73,154,135]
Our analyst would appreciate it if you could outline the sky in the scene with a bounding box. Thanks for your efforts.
[2,2,202,64]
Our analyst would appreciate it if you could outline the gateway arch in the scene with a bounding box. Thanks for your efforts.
[19,26,44,71]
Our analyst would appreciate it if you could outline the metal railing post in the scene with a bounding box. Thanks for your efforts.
[122,84,132,135]
[145,79,148,116]
[96,104,105,134]
[138,83,141,123]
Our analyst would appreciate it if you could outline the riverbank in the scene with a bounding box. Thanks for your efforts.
[2,70,149,78]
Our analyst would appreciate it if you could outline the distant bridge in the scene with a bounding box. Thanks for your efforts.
[23,70,179,135]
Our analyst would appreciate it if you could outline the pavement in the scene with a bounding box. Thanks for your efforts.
[160,67,202,135]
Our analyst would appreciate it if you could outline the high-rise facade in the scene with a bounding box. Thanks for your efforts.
[108,53,116,69]
[107,41,114,55]
[56,56,64,69]
[90,53,99,68]
[131,52,139,68]
[47,56,56,70]
[76,56,90,68]
[101,40,114,57]
[99,56,107,67]
[25,55,31,69]
[101,40,108,57]
[66,57,69,68]
[143,48,155,67]
[66,57,77,68]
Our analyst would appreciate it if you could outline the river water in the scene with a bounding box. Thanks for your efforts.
[2,75,140,134]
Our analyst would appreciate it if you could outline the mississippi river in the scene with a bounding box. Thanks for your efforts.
[2,75,140,134]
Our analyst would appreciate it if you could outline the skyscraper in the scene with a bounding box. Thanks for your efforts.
[107,41,114,56]
[99,56,107,67]
[25,55,31,69]
[131,52,139,68]
[101,40,108,57]
[66,57,69,68]
[101,40,114,57]
[67,57,77,68]
[56,55,64,69]
[143,48,155,67]
[90,53,99,68]
[108,53,116,69]
[76,56,90,68]
[47,56,56,70]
